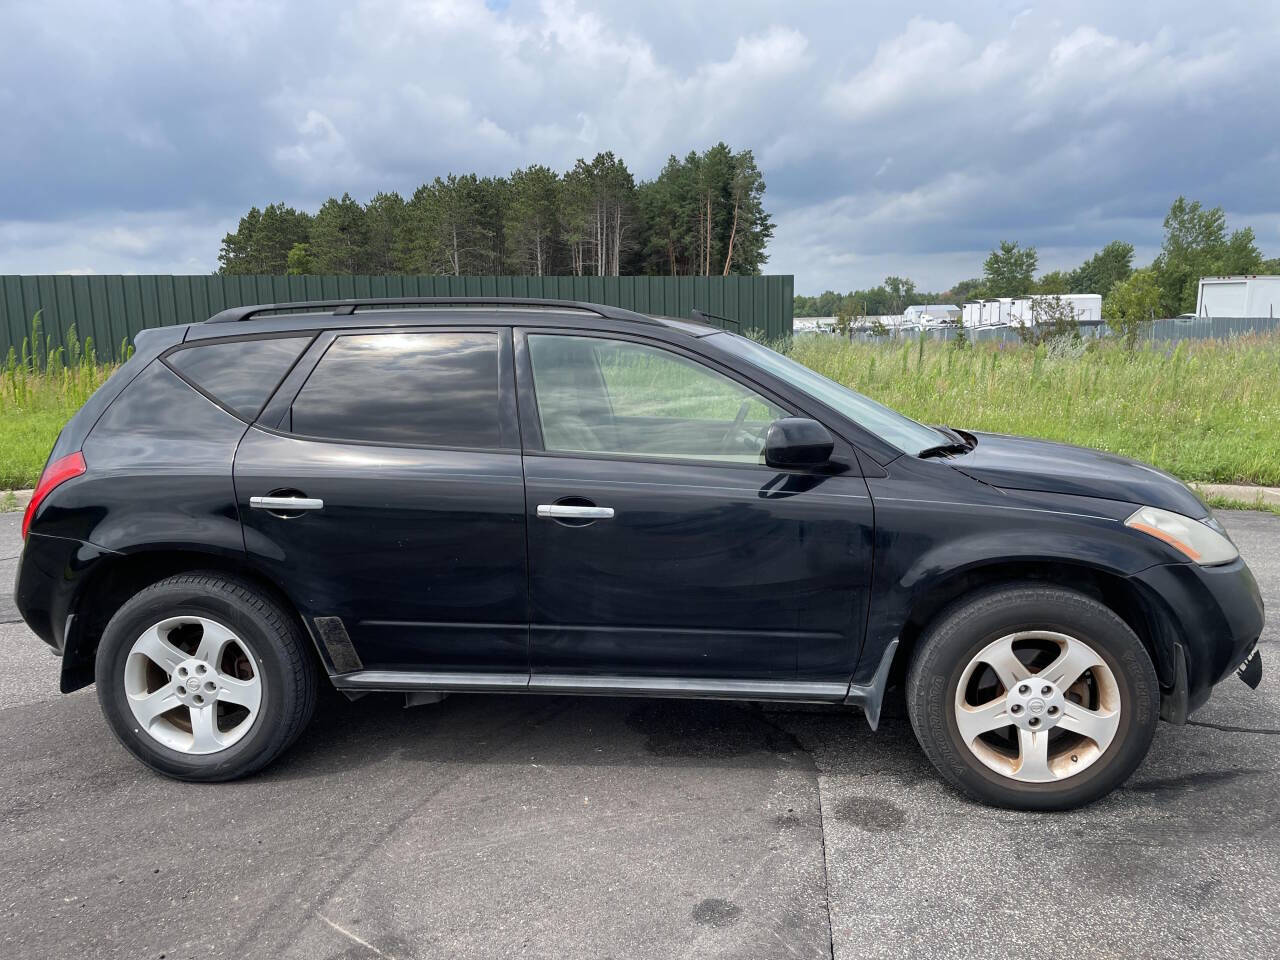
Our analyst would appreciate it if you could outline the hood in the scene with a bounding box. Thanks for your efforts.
[943,430,1210,518]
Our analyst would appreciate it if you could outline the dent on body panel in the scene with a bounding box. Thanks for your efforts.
[76,361,247,552]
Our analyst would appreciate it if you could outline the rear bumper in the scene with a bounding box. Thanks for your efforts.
[1131,557,1265,714]
[14,533,118,686]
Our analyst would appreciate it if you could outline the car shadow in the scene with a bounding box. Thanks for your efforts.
[256,688,859,784]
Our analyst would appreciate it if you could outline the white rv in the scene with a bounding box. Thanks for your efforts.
[1195,276,1280,318]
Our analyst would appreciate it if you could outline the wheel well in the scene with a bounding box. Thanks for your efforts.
[62,550,319,692]
[892,561,1177,688]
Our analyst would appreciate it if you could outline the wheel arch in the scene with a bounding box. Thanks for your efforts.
[891,558,1183,693]
[60,547,324,693]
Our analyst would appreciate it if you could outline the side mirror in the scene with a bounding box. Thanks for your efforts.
[764,418,834,468]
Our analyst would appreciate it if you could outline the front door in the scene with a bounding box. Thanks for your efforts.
[236,327,528,677]
[516,330,874,684]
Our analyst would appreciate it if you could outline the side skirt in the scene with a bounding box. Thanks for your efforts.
[330,670,850,705]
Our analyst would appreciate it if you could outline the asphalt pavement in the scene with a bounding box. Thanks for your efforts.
[0,509,1276,960]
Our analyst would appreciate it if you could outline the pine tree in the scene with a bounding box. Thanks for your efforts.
[310,193,369,274]
[506,166,561,276]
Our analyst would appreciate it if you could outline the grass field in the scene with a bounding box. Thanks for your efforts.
[1,330,112,489]
[1,330,1278,491]
[786,333,1280,487]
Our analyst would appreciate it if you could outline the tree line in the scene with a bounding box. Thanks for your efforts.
[795,197,1278,321]
[217,144,773,279]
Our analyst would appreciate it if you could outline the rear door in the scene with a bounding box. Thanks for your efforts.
[516,329,875,684]
[235,326,528,679]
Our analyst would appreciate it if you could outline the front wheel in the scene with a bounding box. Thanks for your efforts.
[96,573,318,782]
[906,585,1160,810]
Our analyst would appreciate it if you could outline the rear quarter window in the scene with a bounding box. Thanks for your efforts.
[165,336,311,420]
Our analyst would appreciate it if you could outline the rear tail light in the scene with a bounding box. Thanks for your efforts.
[22,451,86,539]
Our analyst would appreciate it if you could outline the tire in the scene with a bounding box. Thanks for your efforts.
[906,585,1159,810]
[95,572,318,782]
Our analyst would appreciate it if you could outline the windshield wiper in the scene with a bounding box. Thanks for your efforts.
[916,441,971,459]
[917,427,974,458]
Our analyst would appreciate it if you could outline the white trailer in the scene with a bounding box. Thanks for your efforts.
[962,295,1102,328]
[962,300,1009,327]
[904,304,960,322]
[1195,276,1280,318]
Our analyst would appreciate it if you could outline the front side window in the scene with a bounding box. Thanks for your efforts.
[527,334,786,463]
[291,332,502,447]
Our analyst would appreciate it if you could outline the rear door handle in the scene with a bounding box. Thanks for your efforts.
[250,495,324,511]
[536,504,614,520]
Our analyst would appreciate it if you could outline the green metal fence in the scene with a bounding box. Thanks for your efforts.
[0,274,794,361]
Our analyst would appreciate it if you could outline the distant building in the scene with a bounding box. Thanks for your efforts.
[903,304,960,322]
[962,295,1102,328]
[793,316,838,333]
[1195,276,1280,318]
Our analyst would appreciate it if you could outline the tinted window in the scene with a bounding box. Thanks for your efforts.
[166,336,310,420]
[291,332,501,447]
[528,334,786,463]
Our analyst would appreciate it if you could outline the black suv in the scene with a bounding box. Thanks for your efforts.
[15,298,1264,809]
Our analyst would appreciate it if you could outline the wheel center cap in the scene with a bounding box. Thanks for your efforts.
[173,658,217,703]
[1006,679,1065,731]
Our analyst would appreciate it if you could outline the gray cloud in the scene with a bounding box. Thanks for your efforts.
[1,0,1277,291]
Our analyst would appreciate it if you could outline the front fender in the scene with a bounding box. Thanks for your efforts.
[857,471,1185,685]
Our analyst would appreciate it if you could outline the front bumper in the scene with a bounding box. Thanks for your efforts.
[1131,556,1265,714]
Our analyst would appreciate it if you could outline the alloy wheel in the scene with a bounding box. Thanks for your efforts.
[122,616,263,754]
[952,630,1121,783]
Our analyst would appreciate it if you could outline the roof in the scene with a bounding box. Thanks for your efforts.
[193,296,723,340]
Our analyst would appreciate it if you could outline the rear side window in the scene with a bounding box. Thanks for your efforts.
[166,336,310,420]
[289,332,502,448]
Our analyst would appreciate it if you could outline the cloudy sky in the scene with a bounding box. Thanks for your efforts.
[2,0,1278,293]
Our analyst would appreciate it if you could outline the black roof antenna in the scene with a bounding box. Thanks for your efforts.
[690,308,741,332]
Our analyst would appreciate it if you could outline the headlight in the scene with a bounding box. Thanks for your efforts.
[1125,505,1239,565]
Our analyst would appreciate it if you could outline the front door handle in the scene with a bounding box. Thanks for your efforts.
[250,495,324,511]
[536,504,614,520]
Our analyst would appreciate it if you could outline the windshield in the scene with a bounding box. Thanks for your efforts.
[715,334,949,455]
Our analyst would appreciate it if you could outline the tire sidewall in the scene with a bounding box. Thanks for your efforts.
[96,581,297,781]
[911,589,1160,810]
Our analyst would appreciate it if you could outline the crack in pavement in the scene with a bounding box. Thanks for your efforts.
[1186,719,1280,735]
[320,915,400,959]
[756,710,837,960]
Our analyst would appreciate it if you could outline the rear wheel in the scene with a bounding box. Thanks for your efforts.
[96,573,318,781]
[906,585,1159,810]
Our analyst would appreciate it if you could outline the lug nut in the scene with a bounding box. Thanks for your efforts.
[1041,685,1052,695]
[1047,705,1059,715]
[204,681,216,692]
[1028,717,1041,727]
[196,664,207,675]
[1018,684,1030,695]
[1010,704,1023,714]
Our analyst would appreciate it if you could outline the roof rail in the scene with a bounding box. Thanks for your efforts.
[204,296,660,326]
